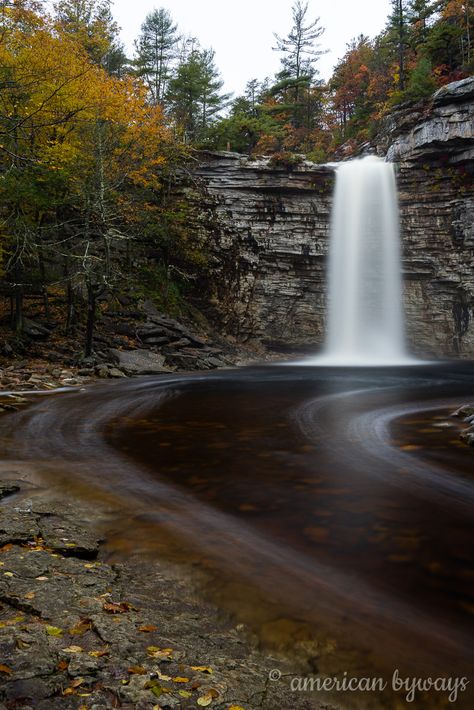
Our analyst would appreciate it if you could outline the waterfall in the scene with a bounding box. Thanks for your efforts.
[316,156,408,365]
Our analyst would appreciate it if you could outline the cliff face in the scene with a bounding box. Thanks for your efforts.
[190,154,334,349]
[190,77,474,357]
[379,77,474,356]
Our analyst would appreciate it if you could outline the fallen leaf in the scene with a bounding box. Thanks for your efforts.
[70,619,92,636]
[0,544,13,553]
[45,625,63,637]
[103,601,136,614]
[197,689,219,706]
[179,690,192,698]
[70,678,85,688]
[89,648,109,658]
[173,676,189,683]
[128,666,146,675]
[0,665,12,675]
[191,666,213,674]
[3,571,14,577]
[36,576,48,581]
[229,706,246,710]
[58,660,69,671]
[139,624,158,633]
[62,646,83,654]
[147,646,173,659]
[24,591,35,600]
[156,670,171,681]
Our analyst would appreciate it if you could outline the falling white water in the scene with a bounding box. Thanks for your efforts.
[306,156,410,366]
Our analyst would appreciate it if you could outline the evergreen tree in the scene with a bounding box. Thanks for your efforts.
[167,47,230,143]
[403,55,437,98]
[388,0,409,90]
[134,8,179,106]
[272,0,325,127]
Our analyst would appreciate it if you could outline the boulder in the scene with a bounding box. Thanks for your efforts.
[109,348,169,375]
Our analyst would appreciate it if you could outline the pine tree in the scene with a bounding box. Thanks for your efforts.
[167,47,230,143]
[134,8,179,106]
[389,0,409,90]
[272,0,325,127]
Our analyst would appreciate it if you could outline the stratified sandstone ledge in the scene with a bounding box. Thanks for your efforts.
[0,483,330,710]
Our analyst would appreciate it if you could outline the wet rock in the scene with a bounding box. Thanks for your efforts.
[108,367,127,378]
[39,515,101,558]
[460,426,474,446]
[3,677,52,703]
[0,509,40,545]
[0,482,20,500]
[109,348,169,375]
[452,404,474,419]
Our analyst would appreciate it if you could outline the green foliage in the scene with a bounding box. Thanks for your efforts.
[134,8,179,105]
[403,56,438,100]
[167,46,230,144]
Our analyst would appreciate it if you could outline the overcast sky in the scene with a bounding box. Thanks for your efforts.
[112,0,392,95]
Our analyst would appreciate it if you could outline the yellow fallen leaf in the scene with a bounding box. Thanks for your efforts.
[0,665,13,675]
[173,676,189,683]
[147,646,173,659]
[45,625,63,637]
[197,690,219,707]
[36,576,48,581]
[179,690,192,698]
[156,670,171,681]
[229,706,246,710]
[62,646,83,654]
[191,666,213,674]
[24,591,35,600]
[139,624,158,632]
[89,648,109,657]
[3,571,14,577]
[70,678,85,688]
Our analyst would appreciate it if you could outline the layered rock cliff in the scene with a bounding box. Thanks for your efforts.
[188,77,474,357]
[379,77,474,355]
[189,154,334,349]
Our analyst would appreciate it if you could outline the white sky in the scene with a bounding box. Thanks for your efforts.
[112,0,392,95]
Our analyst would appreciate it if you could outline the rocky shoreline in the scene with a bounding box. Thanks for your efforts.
[0,480,330,710]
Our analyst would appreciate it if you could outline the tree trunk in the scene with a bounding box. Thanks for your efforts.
[14,285,23,334]
[38,249,51,320]
[85,282,96,358]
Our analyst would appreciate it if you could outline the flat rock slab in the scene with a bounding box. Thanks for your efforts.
[0,489,332,710]
[109,348,169,375]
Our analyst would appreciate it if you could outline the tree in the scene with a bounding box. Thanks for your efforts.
[167,46,230,143]
[134,7,179,106]
[53,0,120,68]
[272,0,325,127]
[389,0,409,90]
